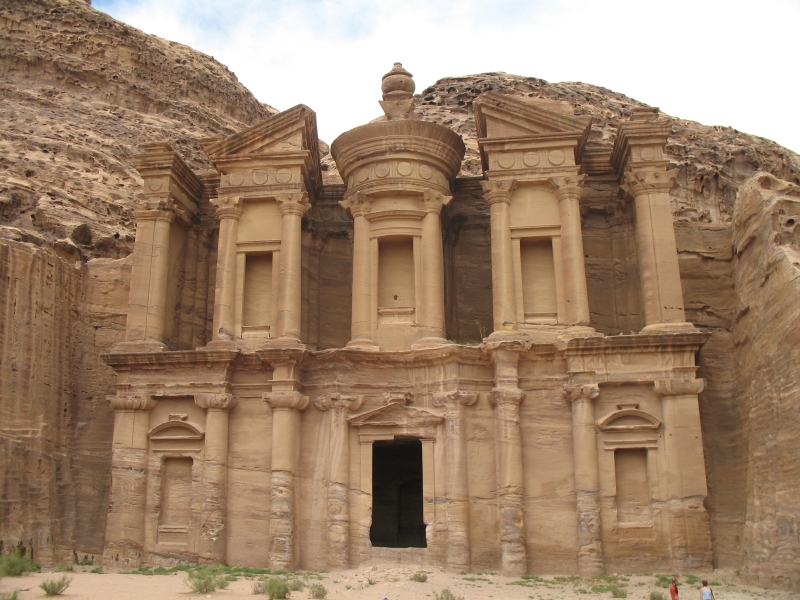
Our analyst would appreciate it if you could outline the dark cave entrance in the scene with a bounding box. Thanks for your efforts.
[369,438,427,548]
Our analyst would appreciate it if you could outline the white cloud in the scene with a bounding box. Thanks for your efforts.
[95,0,800,152]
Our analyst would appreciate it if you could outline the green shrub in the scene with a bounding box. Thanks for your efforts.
[186,569,229,594]
[0,552,39,577]
[40,575,72,596]
[266,577,289,599]
[685,575,700,585]
[367,577,376,585]
[411,571,428,582]
[253,580,269,595]
[434,589,464,600]
[54,564,72,573]
[0,591,20,600]
[650,592,666,600]
[308,583,328,599]
[611,587,628,598]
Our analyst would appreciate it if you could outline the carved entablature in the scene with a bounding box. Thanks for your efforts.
[148,414,205,441]
[131,142,202,225]
[473,92,591,182]
[596,403,662,432]
[201,104,322,201]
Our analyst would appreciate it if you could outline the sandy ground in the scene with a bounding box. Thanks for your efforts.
[1,566,798,600]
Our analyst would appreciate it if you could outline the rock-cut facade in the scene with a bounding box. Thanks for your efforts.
[101,64,714,575]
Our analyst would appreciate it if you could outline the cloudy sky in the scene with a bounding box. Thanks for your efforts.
[93,0,800,153]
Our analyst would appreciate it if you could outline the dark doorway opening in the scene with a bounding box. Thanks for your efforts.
[370,438,427,548]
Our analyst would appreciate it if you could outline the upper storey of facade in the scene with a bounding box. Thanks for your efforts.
[116,64,692,355]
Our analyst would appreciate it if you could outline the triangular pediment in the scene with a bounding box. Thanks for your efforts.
[201,104,319,159]
[348,399,444,428]
[474,92,591,141]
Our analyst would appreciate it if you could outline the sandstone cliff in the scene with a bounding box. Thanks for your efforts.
[2,0,800,583]
[0,0,273,563]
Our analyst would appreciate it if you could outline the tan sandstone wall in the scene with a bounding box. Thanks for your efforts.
[733,173,800,590]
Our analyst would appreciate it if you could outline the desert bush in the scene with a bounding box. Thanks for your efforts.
[434,589,464,600]
[411,571,428,582]
[252,580,269,595]
[266,577,289,599]
[286,577,304,591]
[0,552,39,577]
[650,592,666,600]
[0,591,20,600]
[611,587,628,598]
[308,583,328,599]
[186,569,229,593]
[54,564,72,573]
[40,575,72,596]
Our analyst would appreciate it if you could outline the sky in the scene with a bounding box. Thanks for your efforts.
[93,0,800,153]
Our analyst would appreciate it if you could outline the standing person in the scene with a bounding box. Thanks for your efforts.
[700,580,715,600]
[670,578,680,600]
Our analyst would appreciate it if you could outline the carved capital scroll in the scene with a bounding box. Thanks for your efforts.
[210,195,244,220]
[480,179,518,205]
[548,174,587,202]
[422,190,453,214]
[564,383,600,404]
[275,192,310,217]
[339,190,371,218]
[314,393,365,413]
[108,394,157,411]
[195,392,238,411]
[432,390,479,408]
[263,390,310,411]
[489,387,526,407]
[621,170,679,197]
[133,197,183,223]
[653,378,705,397]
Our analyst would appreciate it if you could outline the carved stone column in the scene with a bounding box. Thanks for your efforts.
[314,393,364,569]
[275,192,310,342]
[549,175,591,326]
[103,394,157,569]
[417,191,452,341]
[433,390,478,572]
[565,383,604,576]
[195,392,237,563]
[653,378,712,568]
[263,389,309,569]
[125,200,180,349]
[622,171,690,330]
[481,180,518,333]
[210,196,243,342]
[343,192,378,348]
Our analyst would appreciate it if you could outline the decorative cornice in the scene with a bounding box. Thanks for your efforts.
[480,179,518,205]
[263,390,310,411]
[108,394,157,411]
[195,392,238,411]
[653,379,705,397]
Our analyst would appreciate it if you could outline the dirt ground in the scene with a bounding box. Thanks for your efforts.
[1,565,798,600]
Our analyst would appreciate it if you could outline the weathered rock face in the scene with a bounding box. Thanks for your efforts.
[733,173,800,590]
[0,0,273,564]
[0,0,275,260]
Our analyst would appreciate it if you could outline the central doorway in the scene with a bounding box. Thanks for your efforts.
[370,438,427,548]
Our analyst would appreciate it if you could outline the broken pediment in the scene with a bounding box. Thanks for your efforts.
[474,92,591,142]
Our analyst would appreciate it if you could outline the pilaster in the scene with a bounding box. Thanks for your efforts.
[275,192,311,343]
[209,196,244,345]
[481,179,518,334]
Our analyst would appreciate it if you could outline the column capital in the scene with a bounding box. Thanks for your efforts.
[564,383,600,404]
[195,392,238,411]
[314,392,364,413]
[108,394,157,411]
[133,197,182,223]
[621,169,679,197]
[211,195,244,219]
[489,387,525,407]
[422,190,453,214]
[276,192,311,217]
[340,190,371,217]
[264,390,310,411]
[653,378,705,397]
[548,174,587,201]
[480,179,518,205]
[432,390,479,408]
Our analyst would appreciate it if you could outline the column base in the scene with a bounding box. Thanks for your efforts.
[641,322,696,333]
[346,338,381,351]
[410,336,452,350]
[111,340,169,353]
